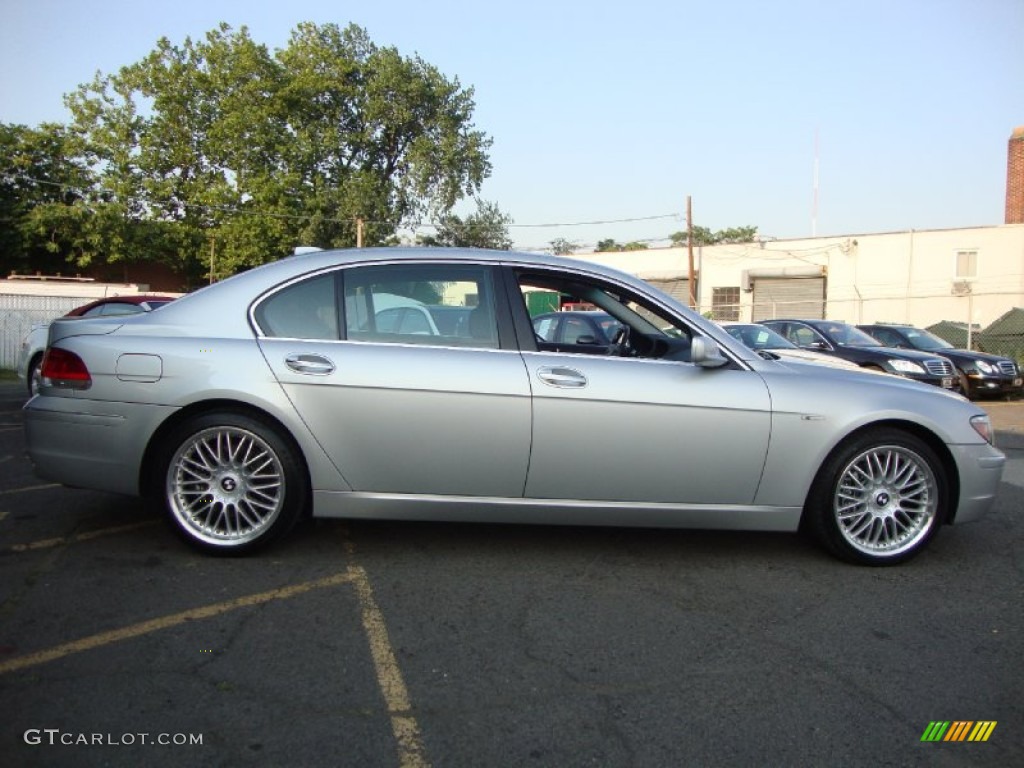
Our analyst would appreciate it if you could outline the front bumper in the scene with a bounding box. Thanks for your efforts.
[949,441,1006,524]
[968,372,1023,397]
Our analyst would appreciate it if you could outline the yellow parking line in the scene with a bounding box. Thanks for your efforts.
[9,521,159,552]
[349,560,430,768]
[0,572,354,676]
[0,483,60,495]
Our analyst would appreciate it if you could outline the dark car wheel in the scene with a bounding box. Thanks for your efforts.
[156,411,307,555]
[956,369,976,400]
[26,353,43,398]
[805,428,945,565]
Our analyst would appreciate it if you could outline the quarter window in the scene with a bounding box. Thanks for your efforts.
[255,273,339,340]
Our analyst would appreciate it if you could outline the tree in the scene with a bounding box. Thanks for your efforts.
[669,225,758,247]
[0,123,94,275]
[61,22,493,282]
[419,199,512,249]
[596,239,623,252]
[549,238,580,255]
[622,241,648,251]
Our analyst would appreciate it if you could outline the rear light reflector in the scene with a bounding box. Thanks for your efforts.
[40,348,92,390]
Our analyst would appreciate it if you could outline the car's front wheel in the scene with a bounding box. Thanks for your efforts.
[156,411,307,555]
[805,429,945,565]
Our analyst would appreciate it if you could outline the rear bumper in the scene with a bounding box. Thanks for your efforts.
[949,442,1006,524]
[23,396,176,496]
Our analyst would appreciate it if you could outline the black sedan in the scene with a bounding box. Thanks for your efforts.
[762,319,956,390]
[859,323,1022,399]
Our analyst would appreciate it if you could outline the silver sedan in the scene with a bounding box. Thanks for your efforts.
[23,248,1006,565]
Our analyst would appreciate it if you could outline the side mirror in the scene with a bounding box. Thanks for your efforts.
[575,335,598,345]
[691,337,729,368]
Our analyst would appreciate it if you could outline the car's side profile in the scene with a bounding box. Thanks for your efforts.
[23,249,1005,565]
[858,323,1022,400]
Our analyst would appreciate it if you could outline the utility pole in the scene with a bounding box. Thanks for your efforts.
[356,217,364,248]
[686,195,696,309]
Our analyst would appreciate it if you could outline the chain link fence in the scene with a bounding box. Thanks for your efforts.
[0,294,96,371]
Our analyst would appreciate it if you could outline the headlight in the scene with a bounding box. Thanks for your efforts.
[975,361,995,374]
[970,415,994,445]
[889,359,925,374]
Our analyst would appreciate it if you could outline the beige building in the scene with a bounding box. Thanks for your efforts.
[566,223,1024,331]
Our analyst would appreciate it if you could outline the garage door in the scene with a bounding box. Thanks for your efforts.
[644,277,690,305]
[752,277,825,321]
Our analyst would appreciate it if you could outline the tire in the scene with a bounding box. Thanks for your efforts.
[26,354,43,398]
[804,428,945,565]
[957,369,973,400]
[155,411,307,555]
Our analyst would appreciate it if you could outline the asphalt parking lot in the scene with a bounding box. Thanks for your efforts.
[0,381,1021,767]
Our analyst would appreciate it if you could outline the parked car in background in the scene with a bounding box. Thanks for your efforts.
[17,295,175,397]
[721,322,859,369]
[531,310,625,354]
[761,319,957,391]
[22,248,1005,565]
[858,323,1022,399]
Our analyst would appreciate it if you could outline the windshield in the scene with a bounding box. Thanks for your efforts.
[822,323,883,347]
[724,324,797,350]
[903,328,954,350]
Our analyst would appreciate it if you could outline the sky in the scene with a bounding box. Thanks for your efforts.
[2,0,1022,251]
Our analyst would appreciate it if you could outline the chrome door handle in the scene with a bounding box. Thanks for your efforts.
[284,354,336,375]
[537,366,587,388]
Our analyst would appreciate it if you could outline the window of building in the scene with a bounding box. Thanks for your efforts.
[955,250,978,280]
[711,287,741,321]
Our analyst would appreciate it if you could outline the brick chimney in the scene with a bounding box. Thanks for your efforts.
[1007,126,1024,224]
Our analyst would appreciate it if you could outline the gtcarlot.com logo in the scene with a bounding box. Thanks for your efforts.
[920,721,997,742]
[24,729,203,747]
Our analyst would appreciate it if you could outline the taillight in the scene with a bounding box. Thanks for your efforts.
[40,348,92,390]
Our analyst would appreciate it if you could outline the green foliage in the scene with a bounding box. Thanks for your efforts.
[549,238,579,255]
[596,239,622,252]
[418,199,512,249]
[3,22,493,284]
[669,225,758,246]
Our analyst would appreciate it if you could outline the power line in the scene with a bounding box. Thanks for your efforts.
[2,173,682,232]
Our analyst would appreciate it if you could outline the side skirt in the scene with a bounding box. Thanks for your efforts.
[312,491,802,532]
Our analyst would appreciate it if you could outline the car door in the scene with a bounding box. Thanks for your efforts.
[255,263,531,497]
[512,269,772,505]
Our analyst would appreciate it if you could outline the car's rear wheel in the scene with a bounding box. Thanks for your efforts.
[805,428,945,565]
[157,412,306,555]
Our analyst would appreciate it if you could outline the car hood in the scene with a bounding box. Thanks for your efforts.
[762,348,861,369]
